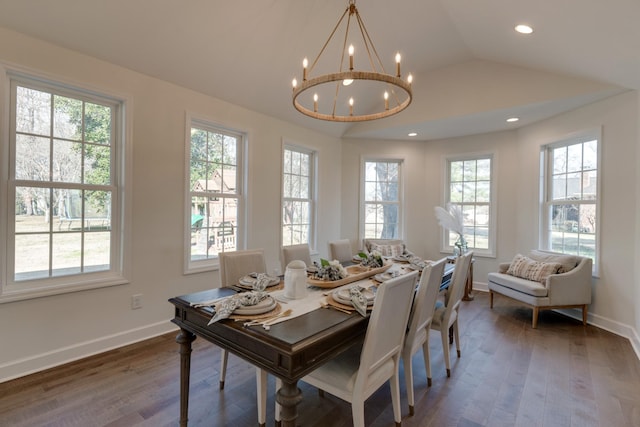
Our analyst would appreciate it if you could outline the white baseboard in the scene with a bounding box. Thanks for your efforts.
[471,282,640,362]
[0,320,178,383]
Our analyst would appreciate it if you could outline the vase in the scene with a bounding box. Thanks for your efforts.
[454,234,468,257]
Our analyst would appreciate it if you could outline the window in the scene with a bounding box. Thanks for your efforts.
[541,132,599,273]
[1,71,128,301]
[362,160,402,239]
[445,155,495,256]
[187,118,244,271]
[282,144,315,248]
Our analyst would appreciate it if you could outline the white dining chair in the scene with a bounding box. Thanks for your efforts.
[430,251,473,378]
[281,243,313,268]
[218,249,271,427]
[401,257,447,415]
[328,239,352,263]
[292,270,419,427]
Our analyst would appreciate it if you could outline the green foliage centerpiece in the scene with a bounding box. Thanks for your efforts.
[312,259,348,281]
[356,250,384,268]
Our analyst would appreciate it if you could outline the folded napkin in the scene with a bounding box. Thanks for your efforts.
[208,275,272,325]
[349,286,368,317]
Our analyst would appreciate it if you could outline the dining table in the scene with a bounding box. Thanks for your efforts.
[169,261,454,427]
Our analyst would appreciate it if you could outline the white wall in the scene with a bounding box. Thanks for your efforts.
[0,27,342,381]
[341,91,640,356]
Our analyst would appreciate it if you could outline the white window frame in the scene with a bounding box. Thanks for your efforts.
[0,65,131,303]
[443,153,496,257]
[281,141,317,251]
[184,114,246,274]
[360,157,404,241]
[540,129,600,276]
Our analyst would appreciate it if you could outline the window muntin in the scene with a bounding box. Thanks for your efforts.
[282,145,315,247]
[542,136,598,271]
[363,160,402,239]
[187,120,244,269]
[3,73,126,300]
[446,156,494,256]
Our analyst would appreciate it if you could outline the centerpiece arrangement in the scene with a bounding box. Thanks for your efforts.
[312,259,348,281]
[308,255,391,289]
[356,250,384,268]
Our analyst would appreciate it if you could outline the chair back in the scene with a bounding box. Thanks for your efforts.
[362,238,405,255]
[219,249,267,288]
[405,258,447,347]
[358,271,418,380]
[282,244,313,268]
[328,239,352,263]
[443,252,473,320]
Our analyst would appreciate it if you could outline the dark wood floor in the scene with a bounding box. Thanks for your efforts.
[2,292,639,427]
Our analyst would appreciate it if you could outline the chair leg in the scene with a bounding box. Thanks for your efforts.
[440,328,451,377]
[582,305,588,325]
[453,321,461,358]
[402,353,415,416]
[219,349,228,390]
[256,368,267,427]
[351,397,366,427]
[422,338,432,387]
[532,307,539,329]
[389,370,403,426]
[489,291,494,308]
[274,377,282,426]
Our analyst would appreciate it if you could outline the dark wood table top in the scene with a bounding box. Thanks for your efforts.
[169,262,454,383]
[170,288,369,382]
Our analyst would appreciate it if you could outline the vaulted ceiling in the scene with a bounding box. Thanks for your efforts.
[0,0,637,140]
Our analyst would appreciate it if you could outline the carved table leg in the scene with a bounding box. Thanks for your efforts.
[276,380,303,427]
[176,329,196,427]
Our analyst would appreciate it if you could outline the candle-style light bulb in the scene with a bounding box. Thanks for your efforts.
[407,73,413,84]
[292,78,297,89]
[313,93,318,112]
[302,57,308,81]
[349,97,354,116]
[348,44,354,70]
[395,52,401,77]
[384,91,389,110]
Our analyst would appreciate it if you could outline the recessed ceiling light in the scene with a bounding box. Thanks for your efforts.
[408,132,417,137]
[506,117,519,123]
[515,24,533,34]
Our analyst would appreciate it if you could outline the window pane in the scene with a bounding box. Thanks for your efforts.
[567,144,582,172]
[16,135,50,181]
[52,232,82,276]
[84,103,111,145]
[84,144,111,185]
[16,86,51,136]
[84,232,111,272]
[15,187,51,231]
[53,139,82,183]
[15,234,50,281]
[53,95,82,140]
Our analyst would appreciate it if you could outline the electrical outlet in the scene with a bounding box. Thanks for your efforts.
[131,294,143,310]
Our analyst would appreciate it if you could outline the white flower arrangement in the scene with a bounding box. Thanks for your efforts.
[357,250,384,268]
[434,203,468,255]
[312,259,348,281]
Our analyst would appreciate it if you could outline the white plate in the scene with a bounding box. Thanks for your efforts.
[237,275,280,289]
[374,271,401,282]
[332,287,376,306]
[233,296,277,315]
[392,255,411,263]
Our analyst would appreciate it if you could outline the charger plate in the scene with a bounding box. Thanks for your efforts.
[237,275,281,290]
[324,297,372,312]
[228,303,282,321]
[233,295,277,315]
[332,287,375,306]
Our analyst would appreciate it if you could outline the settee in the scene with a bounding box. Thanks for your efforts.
[488,250,592,328]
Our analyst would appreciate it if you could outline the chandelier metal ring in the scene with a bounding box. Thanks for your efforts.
[292,71,412,122]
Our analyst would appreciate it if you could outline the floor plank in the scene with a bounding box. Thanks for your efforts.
[1,292,639,427]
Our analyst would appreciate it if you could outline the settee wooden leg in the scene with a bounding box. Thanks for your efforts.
[489,291,494,308]
[582,305,588,325]
[532,307,539,329]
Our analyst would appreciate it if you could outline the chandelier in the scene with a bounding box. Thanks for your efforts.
[291,0,413,122]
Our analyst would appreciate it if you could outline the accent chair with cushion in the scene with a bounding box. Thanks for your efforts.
[281,243,313,268]
[488,249,592,328]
